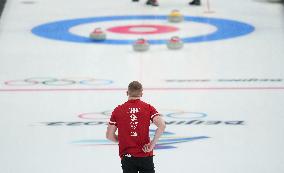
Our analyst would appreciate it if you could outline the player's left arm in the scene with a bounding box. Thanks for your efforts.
[106,124,118,143]
[143,115,166,153]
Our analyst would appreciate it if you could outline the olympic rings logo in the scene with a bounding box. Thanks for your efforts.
[4,77,113,86]
[78,109,207,121]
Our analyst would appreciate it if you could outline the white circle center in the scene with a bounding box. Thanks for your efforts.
[129,27,158,32]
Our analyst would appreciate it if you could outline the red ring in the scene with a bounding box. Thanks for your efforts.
[107,24,179,35]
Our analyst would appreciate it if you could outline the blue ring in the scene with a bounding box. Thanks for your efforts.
[79,79,113,85]
[166,112,207,120]
[31,15,254,45]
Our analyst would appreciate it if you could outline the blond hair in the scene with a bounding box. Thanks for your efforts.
[128,81,143,97]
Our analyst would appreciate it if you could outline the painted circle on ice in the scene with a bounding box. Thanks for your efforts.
[107,24,179,35]
[31,15,255,45]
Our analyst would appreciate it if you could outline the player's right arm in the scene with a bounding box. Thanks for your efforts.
[106,124,118,143]
[106,107,119,143]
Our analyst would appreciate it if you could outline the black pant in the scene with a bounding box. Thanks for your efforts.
[121,156,155,173]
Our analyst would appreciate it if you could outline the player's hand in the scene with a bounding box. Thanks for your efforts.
[142,142,155,153]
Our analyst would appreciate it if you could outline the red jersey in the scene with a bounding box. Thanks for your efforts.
[109,99,159,158]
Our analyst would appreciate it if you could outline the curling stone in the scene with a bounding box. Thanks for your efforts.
[89,28,106,41]
[133,38,150,52]
[167,36,184,50]
[168,10,184,23]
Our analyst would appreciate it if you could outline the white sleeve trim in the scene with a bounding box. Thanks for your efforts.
[151,113,159,119]
[109,121,117,124]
